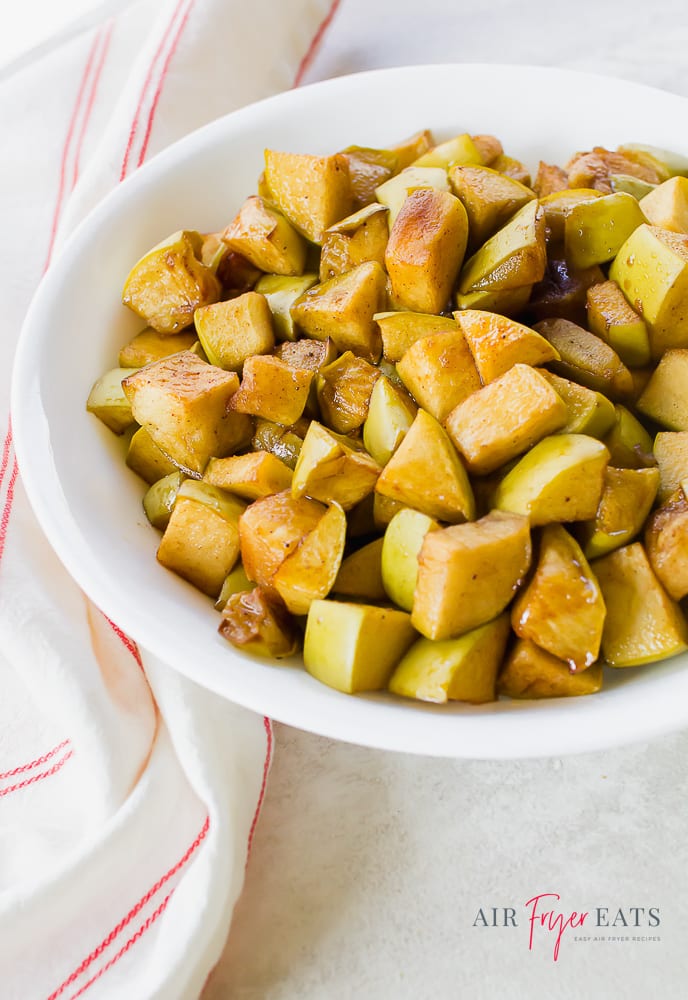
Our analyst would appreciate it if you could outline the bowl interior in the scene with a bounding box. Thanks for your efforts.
[13,64,688,757]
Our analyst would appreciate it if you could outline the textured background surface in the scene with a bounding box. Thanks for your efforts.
[205,2,688,996]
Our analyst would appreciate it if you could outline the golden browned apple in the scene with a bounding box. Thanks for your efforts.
[118,328,197,367]
[637,349,688,430]
[653,431,688,502]
[592,542,688,666]
[316,351,381,434]
[645,489,688,600]
[389,614,510,704]
[121,351,252,476]
[194,292,275,371]
[238,491,327,587]
[230,354,313,425]
[455,309,559,383]
[263,149,353,243]
[126,427,177,484]
[579,466,660,559]
[157,481,246,597]
[534,317,634,400]
[222,196,307,275]
[122,230,221,333]
[385,188,469,314]
[444,363,568,474]
[375,408,475,523]
[457,200,546,294]
[319,203,389,281]
[586,280,650,368]
[448,164,535,247]
[219,587,301,658]
[291,421,381,509]
[497,639,603,698]
[376,311,458,362]
[511,523,606,669]
[412,510,531,640]
[291,260,387,361]
[272,502,347,615]
[204,451,293,499]
[396,327,481,421]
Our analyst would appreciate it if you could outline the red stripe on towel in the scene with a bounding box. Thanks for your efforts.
[0,457,18,564]
[246,716,273,858]
[72,21,115,188]
[43,29,102,272]
[119,0,188,180]
[136,0,195,167]
[102,612,144,670]
[0,420,12,493]
[293,0,341,87]
[0,739,72,780]
[47,814,210,1000]
[0,749,74,797]
[67,892,174,1000]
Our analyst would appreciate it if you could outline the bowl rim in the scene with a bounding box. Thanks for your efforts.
[12,62,688,759]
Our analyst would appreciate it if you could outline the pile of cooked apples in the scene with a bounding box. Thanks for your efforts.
[87,128,688,704]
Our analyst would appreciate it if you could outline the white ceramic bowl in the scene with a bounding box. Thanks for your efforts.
[13,64,688,758]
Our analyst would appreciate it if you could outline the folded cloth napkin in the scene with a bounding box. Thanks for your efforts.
[0,1,335,996]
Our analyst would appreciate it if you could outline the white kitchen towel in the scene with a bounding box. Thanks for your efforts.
[0,1,336,997]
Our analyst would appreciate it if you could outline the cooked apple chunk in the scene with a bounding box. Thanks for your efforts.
[238,490,327,588]
[645,489,688,600]
[397,327,481,422]
[637,349,688,430]
[444,364,568,475]
[387,129,434,170]
[374,166,449,226]
[303,600,417,694]
[222,195,307,276]
[157,481,246,596]
[230,355,312,425]
[376,310,458,362]
[381,508,440,611]
[316,351,381,434]
[122,230,221,333]
[609,224,688,357]
[639,176,688,233]
[512,524,605,669]
[254,274,318,341]
[126,426,178,484]
[252,418,305,470]
[564,192,645,269]
[448,164,535,247]
[264,149,353,244]
[122,351,251,476]
[603,404,654,469]
[339,146,397,210]
[193,292,274,371]
[498,639,603,699]
[219,586,300,658]
[333,537,386,601]
[362,375,416,466]
[319,203,389,281]
[292,421,381,509]
[86,367,138,434]
[412,510,531,640]
[653,431,688,502]
[539,188,602,243]
[593,543,688,666]
[204,451,293,499]
[494,433,609,525]
[579,466,660,559]
[457,200,546,294]
[534,317,633,400]
[455,309,559,383]
[375,408,475,523]
[272,502,346,615]
[586,280,650,368]
[536,370,616,438]
[118,328,197,367]
[291,260,387,361]
[389,614,510,704]
[143,470,185,530]
[385,188,468,314]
